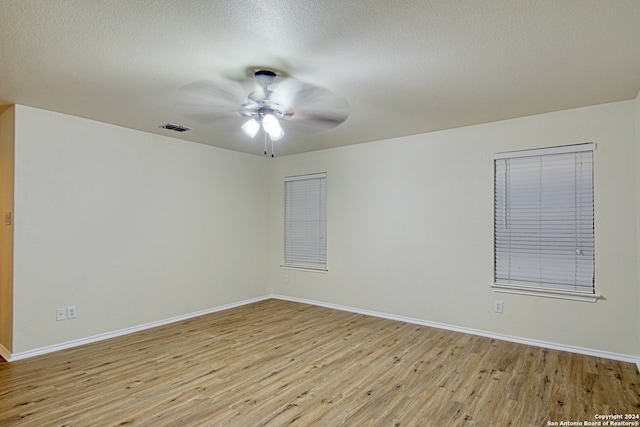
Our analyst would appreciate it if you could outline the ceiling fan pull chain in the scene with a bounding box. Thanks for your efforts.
[271,136,275,158]
[263,129,267,156]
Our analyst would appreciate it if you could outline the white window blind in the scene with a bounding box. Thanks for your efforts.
[284,173,327,269]
[494,144,595,294]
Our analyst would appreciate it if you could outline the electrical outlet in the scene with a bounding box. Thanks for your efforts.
[56,308,66,321]
[283,274,289,283]
[494,300,504,314]
[67,306,77,319]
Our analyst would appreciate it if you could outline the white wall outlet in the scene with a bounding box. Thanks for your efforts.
[283,274,289,283]
[56,308,66,321]
[67,306,77,319]
[494,300,504,314]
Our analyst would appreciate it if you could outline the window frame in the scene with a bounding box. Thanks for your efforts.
[491,143,600,302]
[282,172,328,271]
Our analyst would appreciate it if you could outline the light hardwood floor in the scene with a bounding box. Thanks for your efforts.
[1,299,638,426]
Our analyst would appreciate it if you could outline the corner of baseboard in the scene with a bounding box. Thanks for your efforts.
[0,343,11,362]
[9,294,271,362]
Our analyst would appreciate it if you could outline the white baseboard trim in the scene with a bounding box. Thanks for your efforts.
[7,295,270,362]
[272,294,640,371]
[5,294,640,373]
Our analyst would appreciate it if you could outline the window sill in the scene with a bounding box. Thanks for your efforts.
[491,283,602,303]
[281,264,328,273]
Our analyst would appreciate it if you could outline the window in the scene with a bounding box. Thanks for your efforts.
[493,143,597,301]
[284,173,327,270]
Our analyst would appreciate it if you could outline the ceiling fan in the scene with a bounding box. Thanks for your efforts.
[177,69,350,156]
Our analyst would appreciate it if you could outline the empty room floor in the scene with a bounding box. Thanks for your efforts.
[1,299,638,426]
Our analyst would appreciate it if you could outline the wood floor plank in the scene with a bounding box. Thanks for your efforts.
[0,299,638,426]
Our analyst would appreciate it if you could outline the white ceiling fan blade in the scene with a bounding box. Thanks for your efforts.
[269,77,349,127]
[177,80,247,107]
[176,79,257,125]
[268,77,306,111]
[183,111,240,125]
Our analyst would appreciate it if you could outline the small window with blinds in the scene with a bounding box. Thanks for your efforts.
[284,173,327,270]
[493,143,597,301]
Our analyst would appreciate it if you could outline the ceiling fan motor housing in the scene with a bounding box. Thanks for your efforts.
[254,70,277,86]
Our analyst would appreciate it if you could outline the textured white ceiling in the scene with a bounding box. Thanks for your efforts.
[1,0,639,156]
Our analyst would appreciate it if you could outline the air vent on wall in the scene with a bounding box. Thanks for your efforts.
[160,123,191,132]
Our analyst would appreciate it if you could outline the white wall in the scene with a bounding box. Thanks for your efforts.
[12,105,271,353]
[8,99,640,359]
[270,100,639,357]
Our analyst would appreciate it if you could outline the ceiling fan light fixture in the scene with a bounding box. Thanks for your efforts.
[241,118,260,138]
[269,127,285,141]
[262,114,284,141]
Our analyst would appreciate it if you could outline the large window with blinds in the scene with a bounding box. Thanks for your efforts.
[493,143,596,300]
[284,173,327,270]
